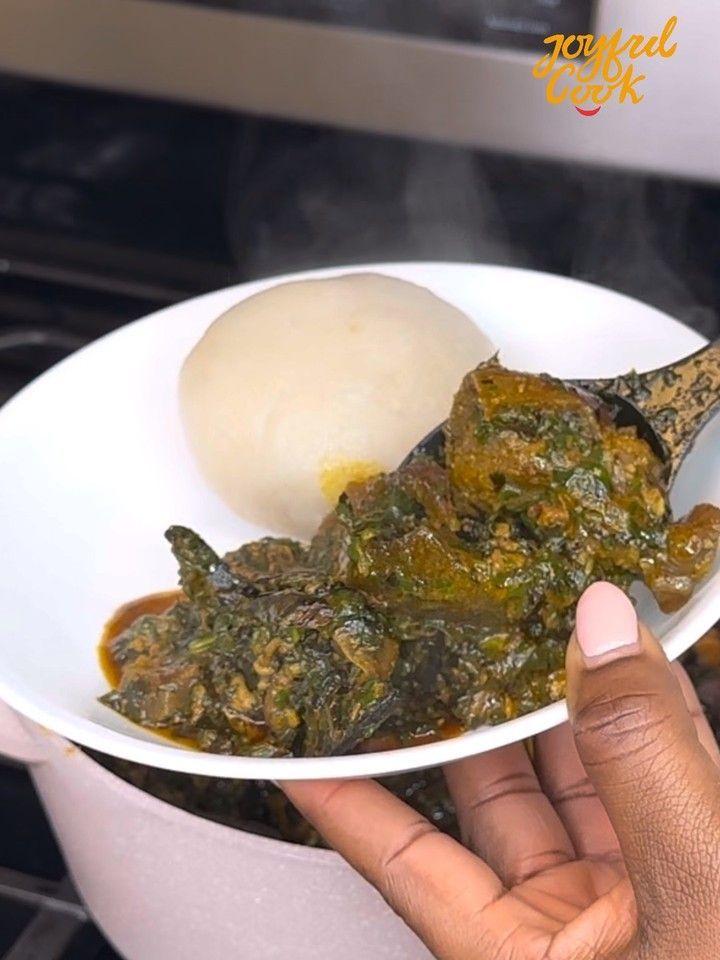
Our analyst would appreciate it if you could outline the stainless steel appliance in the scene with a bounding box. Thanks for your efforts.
[0,0,716,181]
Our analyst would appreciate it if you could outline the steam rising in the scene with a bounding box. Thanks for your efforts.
[229,128,718,340]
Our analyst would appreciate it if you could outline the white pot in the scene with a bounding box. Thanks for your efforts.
[0,699,431,960]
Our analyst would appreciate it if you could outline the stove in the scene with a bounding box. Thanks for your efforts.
[0,763,119,959]
[0,73,719,959]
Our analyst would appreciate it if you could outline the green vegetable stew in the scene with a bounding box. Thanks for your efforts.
[100,362,720,756]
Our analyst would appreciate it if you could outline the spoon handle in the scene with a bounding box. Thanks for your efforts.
[595,340,720,475]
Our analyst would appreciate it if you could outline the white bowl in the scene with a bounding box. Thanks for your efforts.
[0,262,718,780]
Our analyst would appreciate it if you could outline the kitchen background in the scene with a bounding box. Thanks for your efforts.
[0,0,719,957]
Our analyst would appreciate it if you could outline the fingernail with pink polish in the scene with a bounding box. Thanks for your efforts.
[575,582,640,665]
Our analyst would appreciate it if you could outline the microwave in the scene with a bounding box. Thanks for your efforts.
[0,0,716,182]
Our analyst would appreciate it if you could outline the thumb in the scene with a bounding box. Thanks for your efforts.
[566,582,720,947]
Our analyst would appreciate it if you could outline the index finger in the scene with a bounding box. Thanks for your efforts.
[281,778,504,956]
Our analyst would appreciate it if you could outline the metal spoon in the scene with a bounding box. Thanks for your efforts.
[406,340,720,482]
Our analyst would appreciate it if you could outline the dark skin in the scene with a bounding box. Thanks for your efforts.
[282,582,720,960]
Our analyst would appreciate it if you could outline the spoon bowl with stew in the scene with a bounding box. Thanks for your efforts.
[407,340,720,483]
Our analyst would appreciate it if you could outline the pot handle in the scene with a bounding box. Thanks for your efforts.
[0,699,48,764]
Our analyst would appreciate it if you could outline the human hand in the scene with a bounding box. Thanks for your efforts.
[281,582,720,959]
